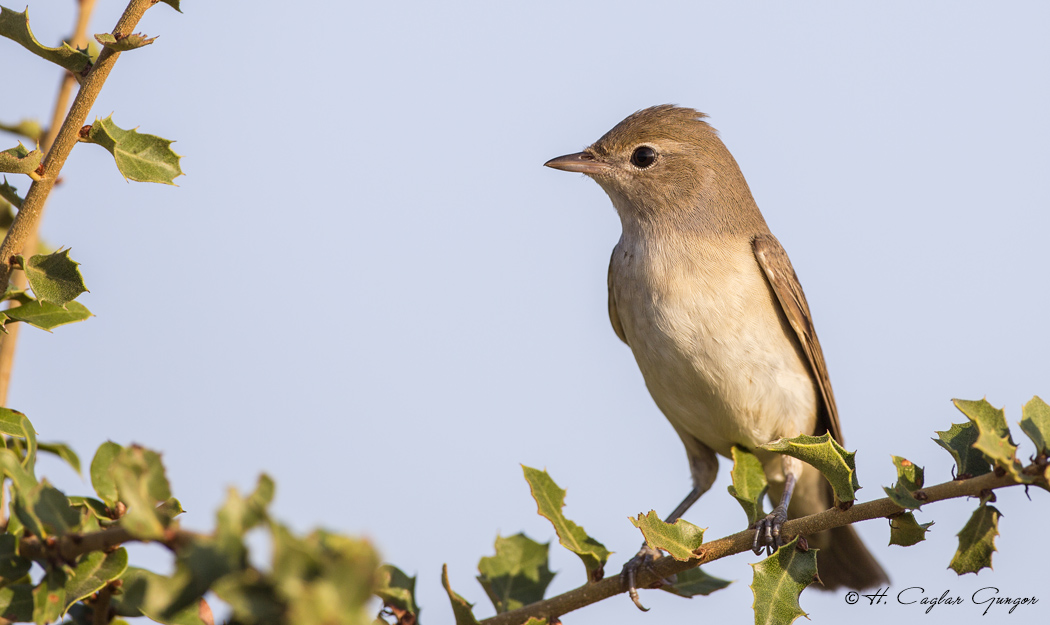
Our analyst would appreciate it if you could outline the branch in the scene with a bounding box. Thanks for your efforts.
[0,0,156,290]
[480,467,1046,625]
[18,524,203,562]
[0,0,98,408]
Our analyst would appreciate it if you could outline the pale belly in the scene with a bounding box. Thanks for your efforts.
[611,238,818,459]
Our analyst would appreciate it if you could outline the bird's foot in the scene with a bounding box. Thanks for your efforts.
[752,505,789,555]
[620,544,673,611]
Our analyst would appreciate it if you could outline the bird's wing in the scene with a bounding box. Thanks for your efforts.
[607,251,628,344]
[752,233,843,444]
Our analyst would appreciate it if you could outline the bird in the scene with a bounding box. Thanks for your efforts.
[544,105,888,608]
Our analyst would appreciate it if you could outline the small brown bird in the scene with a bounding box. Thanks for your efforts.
[545,105,887,607]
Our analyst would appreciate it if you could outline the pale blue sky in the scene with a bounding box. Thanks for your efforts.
[5,2,1050,624]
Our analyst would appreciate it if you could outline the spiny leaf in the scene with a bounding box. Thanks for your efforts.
[158,0,183,13]
[0,119,43,142]
[660,567,733,598]
[629,511,705,562]
[522,466,610,579]
[760,432,859,504]
[94,32,157,51]
[882,456,925,510]
[38,442,82,475]
[728,445,768,526]
[888,512,933,547]
[24,248,88,306]
[63,548,129,613]
[477,533,554,614]
[934,421,991,478]
[3,300,92,331]
[953,398,1022,480]
[376,565,420,624]
[750,536,817,625]
[441,564,480,625]
[949,503,1000,575]
[1020,396,1050,457]
[0,143,42,175]
[82,115,182,184]
[0,7,92,72]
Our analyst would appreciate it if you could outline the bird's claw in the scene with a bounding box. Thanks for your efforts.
[752,506,789,556]
[620,544,673,611]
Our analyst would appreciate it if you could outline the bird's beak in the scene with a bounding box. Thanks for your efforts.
[544,151,610,175]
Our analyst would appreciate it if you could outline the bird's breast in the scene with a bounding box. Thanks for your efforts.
[610,234,817,457]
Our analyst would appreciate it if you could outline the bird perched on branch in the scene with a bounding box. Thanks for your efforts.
[545,105,887,609]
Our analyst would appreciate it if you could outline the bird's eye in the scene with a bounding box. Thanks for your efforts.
[630,146,657,169]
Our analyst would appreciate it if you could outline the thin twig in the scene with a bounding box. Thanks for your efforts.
[0,0,99,408]
[0,0,157,298]
[480,468,1045,625]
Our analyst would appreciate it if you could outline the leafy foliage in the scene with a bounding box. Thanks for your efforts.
[749,537,817,625]
[81,116,183,185]
[0,143,42,176]
[887,512,933,547]
[0,7,92,73]
[629,511,705,561]
[760,433,859,504]
[949,503,1001,575]
[521,465,610,580]
[727,445,768,526]
[476,534,554,614]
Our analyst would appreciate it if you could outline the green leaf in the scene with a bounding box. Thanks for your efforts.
[33,568,67,625]
[20,482,81,537]
[0,407,37,469]
[953,398,1022,480]
[23,249,88,306]
[882,456,926,510]
[38,442,82,475]
[522,466,610,580]
[0,7,92,72]
[1020,396,1050,457]
[0,177,22,208]
[63,548,128,613]
[110,445,173,540]
[660,567,733,598]
[888,512,933,547]
[629,511,705,561]
[90,441,123,507]
[441,564,480,625]
[67,496,111,521]
[759,433,859,504]
[113,568,209,625]
[949,503,1000,575]
[158,0,183,12]
[0,119,43,142]
[216,474,273,538]
[890,455,924,490]
[0,143,42,175]
[83,115,183,185]
[934,421,991,478]
[0,447,38,493]
[0,534,31,580]
[727,445,768,526]
[476,533,555,614]
[0,584,33,622]
[376,565,421,623]
[94,32,157,51]
[750,536,818,625]
[4,299,93,330]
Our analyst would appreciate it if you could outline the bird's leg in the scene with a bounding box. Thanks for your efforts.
[620,441,718,611]
[753,456,802,555]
